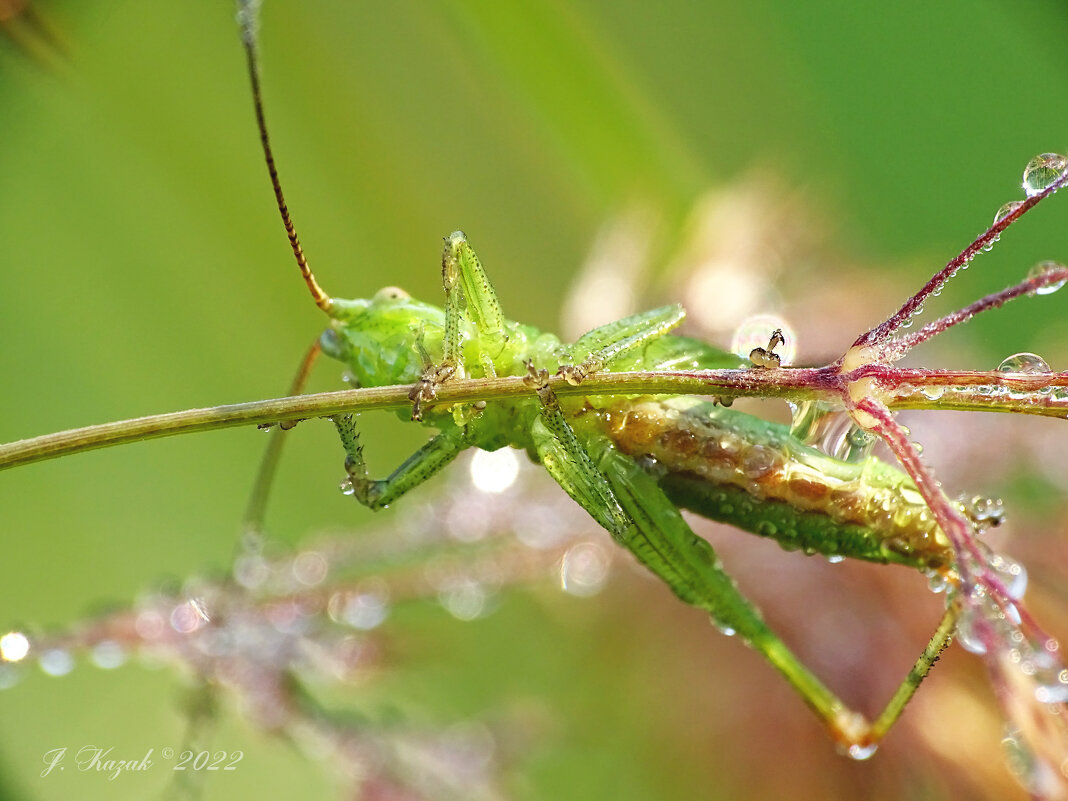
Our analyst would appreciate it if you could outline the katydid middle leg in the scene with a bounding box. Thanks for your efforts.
[333,414,467,510]
[559,304,686,384]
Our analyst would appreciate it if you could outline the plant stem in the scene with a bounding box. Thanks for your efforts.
[2,367,1066,471]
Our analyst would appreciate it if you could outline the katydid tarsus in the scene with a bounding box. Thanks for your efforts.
[245,0,1068,769]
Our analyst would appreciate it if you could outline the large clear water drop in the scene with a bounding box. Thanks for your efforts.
[993,200,1024,225]
[997,352,1051,375]
[1022,153,1068,197]
[1027,261,1067,296]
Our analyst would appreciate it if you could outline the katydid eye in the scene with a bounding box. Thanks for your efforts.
[374,286,410,301]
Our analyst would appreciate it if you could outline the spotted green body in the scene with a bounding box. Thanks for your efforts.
[323,231,958,754]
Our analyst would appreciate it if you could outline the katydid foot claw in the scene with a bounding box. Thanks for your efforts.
[408,363,457,421]
[557,363,589,386]
[524,361,559,406]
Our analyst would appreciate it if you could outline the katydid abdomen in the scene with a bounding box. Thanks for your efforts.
[597,397,953,571]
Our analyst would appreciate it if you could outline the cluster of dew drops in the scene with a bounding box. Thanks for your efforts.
[968,152,1068,792]
[729,151,1068,785]
[0,448,615,692]
[991,155,1068,393]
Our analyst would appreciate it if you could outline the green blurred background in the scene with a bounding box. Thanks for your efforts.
[1,1,1068,799]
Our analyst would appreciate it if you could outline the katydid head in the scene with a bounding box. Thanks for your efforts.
[319,287,446,388]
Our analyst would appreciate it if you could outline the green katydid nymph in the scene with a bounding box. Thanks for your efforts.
[232,0,1068,769]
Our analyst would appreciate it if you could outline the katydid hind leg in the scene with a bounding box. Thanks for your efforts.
[525,366,631,536]
[591,439,957,753]
[526,363,957,752]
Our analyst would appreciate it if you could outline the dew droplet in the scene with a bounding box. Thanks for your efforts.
[338,477,355,496]
[438,577,489,621]
[730,314,797,366]
[292,551,328,586]
[956,623,987,654]
[469,448,520,494]
[1034,668,1068,704]
[170,599,211,634]
[560,542,610,597]
[847,743,878,761]
[90,641,127,670]
[0,664,21,690]
[0,631,30,663]
[1022,153,1068,197]
[233,553,271,589]
[1027,261,1068,296]
[741,445,780,478]
[989,552,1028,600]
[997,352,1051,375]
[713,620,736,637]
[329,587,390,631]
[956,589,992,655]
[755,520,778,537]
[788,402,875,462]
[1001,724,1066,798]
[134,608,166,641]
[926,570,950,594]
[789,400,831,443]
[826,419,876,463]
[960,494,1006,534]
[1001,727,1034,787]
[38,648,74,677]
[994,200,1025,225]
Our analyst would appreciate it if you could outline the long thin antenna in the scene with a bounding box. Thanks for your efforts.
[236,1,334,315]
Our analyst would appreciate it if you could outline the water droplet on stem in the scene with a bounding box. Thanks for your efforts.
[994,200,1025,224]
[1027,261,1067,296]
[997,352,1051,375]
[1022,153,1068,197]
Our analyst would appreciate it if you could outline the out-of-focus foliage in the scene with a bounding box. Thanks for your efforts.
[1,2,1067,799]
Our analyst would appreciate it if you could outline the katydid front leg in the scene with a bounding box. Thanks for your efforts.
[527,369,956,755]
[410,231,509,420]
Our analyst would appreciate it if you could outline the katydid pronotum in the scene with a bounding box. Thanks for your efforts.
[1,2,1067,794]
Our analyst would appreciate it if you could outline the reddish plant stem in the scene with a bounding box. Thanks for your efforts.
[855,167,1068,350]
[849,396,982,586]
[851,366,1068,389]
[849,396,1054,649]
[882,266,1068,361]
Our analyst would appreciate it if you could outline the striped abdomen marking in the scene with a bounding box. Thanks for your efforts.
[598,398,954,570]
